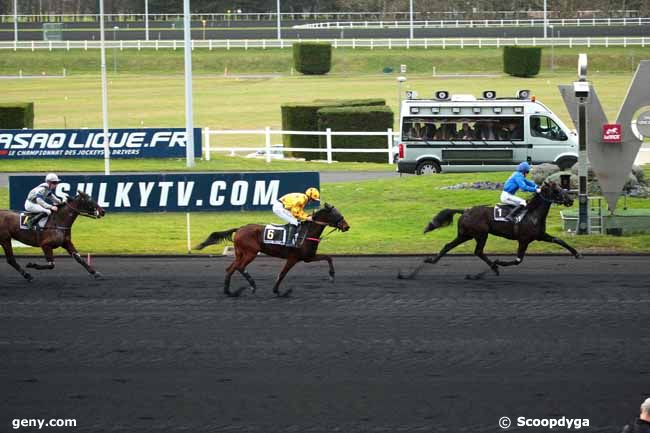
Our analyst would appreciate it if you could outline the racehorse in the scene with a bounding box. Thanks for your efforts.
[196,203,350,297]
[0,191,106,281]
[398,182,582,280]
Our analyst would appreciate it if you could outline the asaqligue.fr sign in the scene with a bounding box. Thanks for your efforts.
[9,172,320,213]
[0,128,202,159]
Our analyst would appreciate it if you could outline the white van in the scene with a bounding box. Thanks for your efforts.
[396,90,578,174]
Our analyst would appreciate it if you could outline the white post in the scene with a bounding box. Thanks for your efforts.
[13,0,18,42]
[276,0,281,40]
[543,0,547,38]
[204,127,211,160]
[183,0,195,168]
[186,213,192,254]
[326,128,332,163]
[409,0,414,40]
[99,0,111,175]
[145,0,149,41]
[265,126,272,163]
[387,128,393,164]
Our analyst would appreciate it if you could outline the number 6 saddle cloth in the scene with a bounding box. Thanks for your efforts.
[262,224,307,247]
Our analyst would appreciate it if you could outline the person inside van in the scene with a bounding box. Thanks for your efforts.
[423,122,436,140]
[506,120,524,140]
[477,121,496,140]
[457,122,475,140]
[530,116,551,138]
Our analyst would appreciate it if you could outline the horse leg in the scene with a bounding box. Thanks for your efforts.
[26,246,55,271]
[495,241,530,267]
[1,241,33,281]
[62,241,101,278]
[539,233,583,259]
[398,235,471,280]
[272,257,299,298]
[303,254,335,283]
[236,252,259,294]
[467,235,499,280]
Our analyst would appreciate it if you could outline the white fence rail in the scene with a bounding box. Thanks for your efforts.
[296,16,650,29]
[204,127,396,164]
[1,36,648,51]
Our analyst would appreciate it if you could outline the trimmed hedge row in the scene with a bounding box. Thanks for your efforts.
[503,46,542,77]
[281,99,387,160]
[317,105,394,163]
[0,103,34,129]
[293,42,332,75]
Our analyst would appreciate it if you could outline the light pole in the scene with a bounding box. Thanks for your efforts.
[13,0,18,42]
[202,19,206,40]
[99,0,111,175]
[549,25,554,71]
[397,76,407,119]
[409,0,414,40]
[113,26,119,74]
[144,0,149,41]
[276,0,281,40]
[543,0,547,38]
[183,0,195,168]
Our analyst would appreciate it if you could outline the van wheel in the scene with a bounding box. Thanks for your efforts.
[416,160,441,175]
[556,156,577,171]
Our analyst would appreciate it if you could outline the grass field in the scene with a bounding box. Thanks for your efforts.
[2,170,650,256]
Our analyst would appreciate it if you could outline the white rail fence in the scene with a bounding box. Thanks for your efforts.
[296,16,650,29]
[204,127,396,164]
[1,36,648,51]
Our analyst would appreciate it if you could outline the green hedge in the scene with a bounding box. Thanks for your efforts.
[281,99,386,160]
[293,42,332,75]
[503,46,542,77]
[0,103,34,129]
[317,105,394,163]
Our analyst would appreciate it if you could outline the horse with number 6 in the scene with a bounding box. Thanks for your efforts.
[0,191,106,281]
[196,203,350,297]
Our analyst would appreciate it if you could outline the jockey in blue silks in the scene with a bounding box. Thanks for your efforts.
[500,162,541,222]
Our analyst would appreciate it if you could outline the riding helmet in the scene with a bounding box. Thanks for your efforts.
[517,162,531,173]
[305,187,320,201]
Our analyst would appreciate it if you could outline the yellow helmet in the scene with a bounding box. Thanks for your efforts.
[305,187,320,201]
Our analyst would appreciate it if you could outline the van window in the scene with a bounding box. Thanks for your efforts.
[401,117,524,141]
[530,115,568,141]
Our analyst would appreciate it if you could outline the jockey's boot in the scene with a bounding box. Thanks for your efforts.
[26,212,46,230]
[285,224,299,247]
[505,205,523,223]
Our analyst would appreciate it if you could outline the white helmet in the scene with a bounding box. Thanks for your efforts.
[45,173,60,183]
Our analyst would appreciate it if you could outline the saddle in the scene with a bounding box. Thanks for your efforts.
[493,204,527,224]
[263,223,308,248]
[19,212,49,231]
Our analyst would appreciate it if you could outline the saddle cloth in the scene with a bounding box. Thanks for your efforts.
[19,212,49,230]
[493,204,527,223]
[263,224,289,246]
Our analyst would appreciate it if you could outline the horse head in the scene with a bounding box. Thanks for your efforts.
[313,203,350,232]
[540,182,573,207]
[69,191,106,218]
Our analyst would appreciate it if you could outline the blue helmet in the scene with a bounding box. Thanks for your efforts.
[517,162,531,173]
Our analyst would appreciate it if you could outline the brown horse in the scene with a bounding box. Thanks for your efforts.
[196,203,350,297]
[0,191,106,281]
[398,182,582,280]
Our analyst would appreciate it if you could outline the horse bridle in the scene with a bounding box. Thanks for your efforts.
[64,200,102,219]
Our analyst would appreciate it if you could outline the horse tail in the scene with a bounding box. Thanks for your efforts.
[195,228,239,250]
[423,209,465,234]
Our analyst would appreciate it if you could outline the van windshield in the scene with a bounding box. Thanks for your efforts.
[402,117,524,141]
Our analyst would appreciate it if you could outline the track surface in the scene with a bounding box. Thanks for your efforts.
[1,255,649,432]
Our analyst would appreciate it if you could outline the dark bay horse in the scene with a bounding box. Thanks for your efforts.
[0,191,105,281]
[196,203,350,297]
[399,182,582,280]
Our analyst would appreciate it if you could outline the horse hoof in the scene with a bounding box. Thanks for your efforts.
[92,272,103,280]
[575,253,584,260]
[328,275,335,283]
[24,272,34,282]
[26,262,36,269]
[424,257,435,264]
[492,267,500,276]
[277,289,293,298]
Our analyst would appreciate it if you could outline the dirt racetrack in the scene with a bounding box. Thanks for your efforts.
[1,255,649,432]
